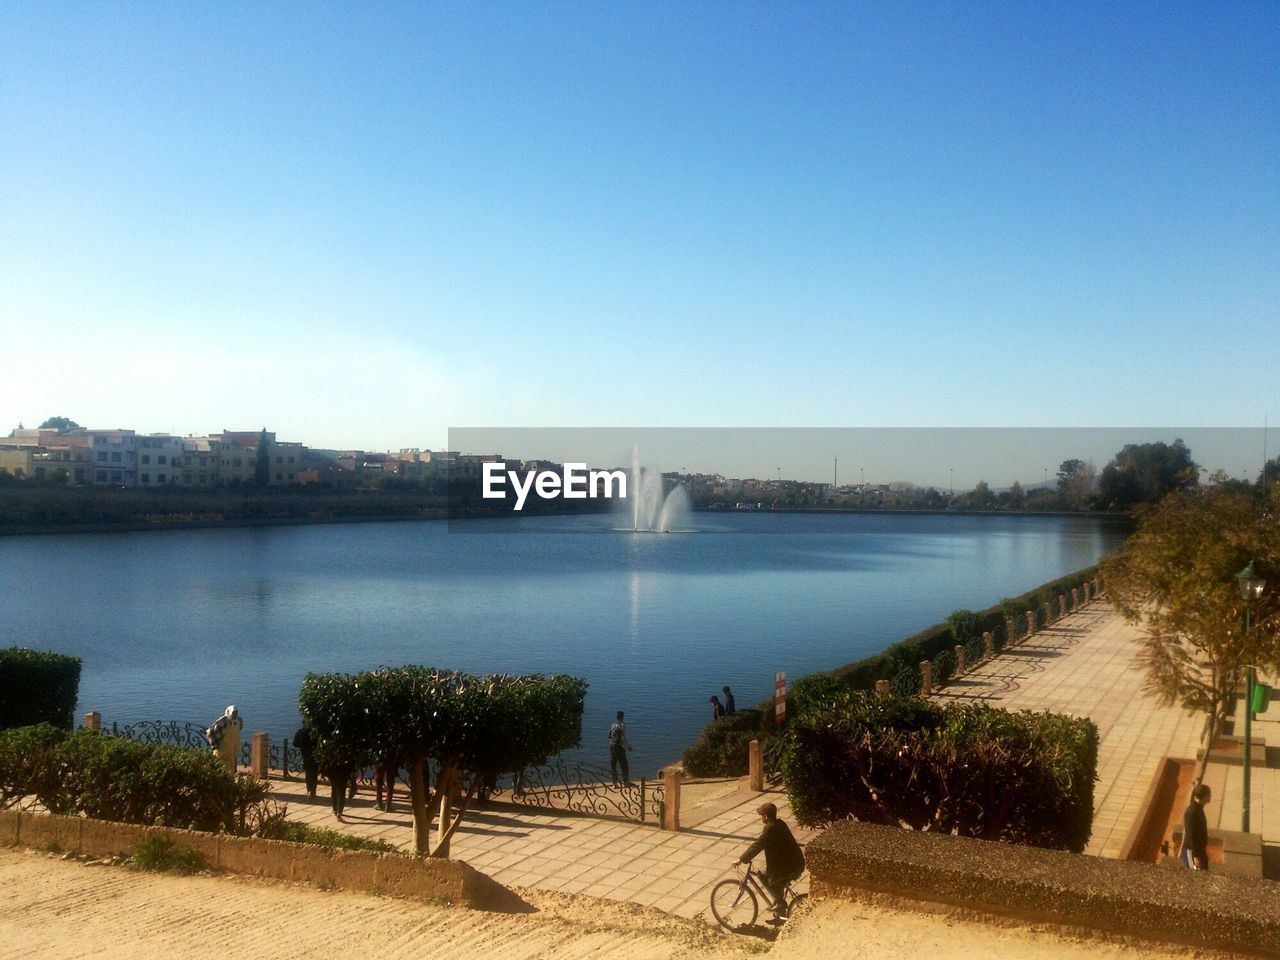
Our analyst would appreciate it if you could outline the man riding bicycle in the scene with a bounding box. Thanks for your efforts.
[737,802,805,919]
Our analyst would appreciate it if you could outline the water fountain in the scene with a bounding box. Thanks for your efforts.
[627,445,690,533]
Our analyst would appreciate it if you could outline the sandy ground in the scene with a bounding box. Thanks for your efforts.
[0,847,1245,960]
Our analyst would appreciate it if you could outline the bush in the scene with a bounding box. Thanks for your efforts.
[0,725,281,835]
[780,692,1098,852]
[129,835,206,874]
[266,821,400,853]
[0,648,81,731]
[681,708,765,777]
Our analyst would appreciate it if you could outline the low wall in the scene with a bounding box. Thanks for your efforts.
[0,809,513,909]
[806,821,1280,958]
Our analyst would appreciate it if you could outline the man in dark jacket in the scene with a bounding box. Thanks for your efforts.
[738,802,805,918]
[1182,783,1211,870]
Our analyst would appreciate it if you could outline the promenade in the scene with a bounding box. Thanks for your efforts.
[268,600,1279,921]
[933,602,1280,870]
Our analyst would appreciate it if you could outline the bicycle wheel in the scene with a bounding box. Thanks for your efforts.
[710,878,759,930]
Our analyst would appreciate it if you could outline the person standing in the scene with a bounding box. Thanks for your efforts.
[608,711,633,786]
[375,755,400,811]
[738,802,805,919]
[710,695,726,721]
[292,725,319,798]
[1181,783,1212,871]
[204,705,242,773]
[722,686,736,715]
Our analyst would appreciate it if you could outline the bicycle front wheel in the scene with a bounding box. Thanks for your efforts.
[710,878,759,930]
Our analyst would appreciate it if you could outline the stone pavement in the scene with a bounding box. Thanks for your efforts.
[933,601,1280,869]
[269,773,812,921]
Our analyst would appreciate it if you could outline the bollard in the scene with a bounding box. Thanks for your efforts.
[983,631,993,661]
[954,644,965,676]
[251,732,269,779]
[663,768,681,831]
[874,679,891,696]
[84,711,101,731]
[749,739,764,792]
[919,660,933,696]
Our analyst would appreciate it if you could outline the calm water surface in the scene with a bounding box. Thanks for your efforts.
[0,512,1127,774]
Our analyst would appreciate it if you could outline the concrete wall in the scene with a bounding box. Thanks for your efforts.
[0,809,509,908]
[807,820,1280,958]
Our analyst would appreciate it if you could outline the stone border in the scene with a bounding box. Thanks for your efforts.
[806,821,1280,957]
[0,809,516,909]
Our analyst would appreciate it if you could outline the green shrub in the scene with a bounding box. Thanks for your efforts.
[780,692,1097,852]
[266,821,400,853]
[0,648,81,731]
[681,708,766,777]
[129,835,206,874]
[0,725,279,834]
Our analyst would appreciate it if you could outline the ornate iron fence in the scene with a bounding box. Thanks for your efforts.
[932,649,956,686]
[890,663,919,697]
[110,719,209,749]
[487,759,664,823]
[964,635,983,669]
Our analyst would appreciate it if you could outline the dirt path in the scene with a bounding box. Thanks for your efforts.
[0,847,1235,960]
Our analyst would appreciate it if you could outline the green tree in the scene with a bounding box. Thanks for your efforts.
[1096,439,1197,510]
[254,428,270,487]
[1056,459,1095,509]
[1101,486,1280,779]
[299,667,586,857]
[1259,456,1280,496]
[37,417,81,433]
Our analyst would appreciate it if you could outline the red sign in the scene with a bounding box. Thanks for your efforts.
[775,671,786,724]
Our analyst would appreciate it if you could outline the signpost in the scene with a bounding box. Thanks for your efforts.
[775,671,787,724]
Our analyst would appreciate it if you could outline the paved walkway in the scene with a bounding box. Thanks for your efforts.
[270,774,812,922]
[933,601,1280,868]
[266,600,1278,917]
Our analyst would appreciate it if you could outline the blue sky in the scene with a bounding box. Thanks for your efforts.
[2,3,1276,461]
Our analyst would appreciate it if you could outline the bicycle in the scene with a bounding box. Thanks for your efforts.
[709,862,804,931]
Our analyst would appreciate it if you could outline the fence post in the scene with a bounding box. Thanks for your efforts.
[663,768,681,831]
[640,779,647,823]
[1071,587,1081,610]
[1058,594,1067,620]
[1005,619,1017,648]
[282,738,291,780]
[749,739,764,792]
[251,732,269,779]
[954,644,965,676]
[919,660,932,696]
[1025,609,1036,638]
[874,679,890,696]
[84,711,101,731]
[983,631,993,661]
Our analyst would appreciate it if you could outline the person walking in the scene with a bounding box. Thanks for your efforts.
[204,705,242,774]
[375,755,400,811]
[292,725,320,798]
[608,711,633,786]
[710,695,726,721]
[1181,783,1212,870]
[738,802,805,920]
[722,686,736,715]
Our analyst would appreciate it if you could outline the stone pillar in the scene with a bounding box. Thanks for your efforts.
[251,732,269,779]
[1043,602,1053,628]
[749,739,764,792]
[1083,581,1092,602]
[84,711,101,731]
[919,660,932,696]
[983,632,993,661]
[1025,610,1037,638]
[663,768,682,831]
[954,644,965,676]
[1005,619,1017,648]
[1071,587,1081,610]
[874,679,890,696]
[1058,594,1067,619]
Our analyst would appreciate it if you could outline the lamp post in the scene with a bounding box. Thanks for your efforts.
[1237,561,1266,833]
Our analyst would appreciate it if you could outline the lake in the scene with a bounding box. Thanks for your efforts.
[0,511,1128,774]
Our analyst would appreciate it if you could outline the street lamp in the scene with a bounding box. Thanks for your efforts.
[1237,560,1266,833]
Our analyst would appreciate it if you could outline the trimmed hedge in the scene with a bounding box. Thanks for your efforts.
[681,708,769,776]
[781,692,1098,852]
[0,725,281,835]
[0,647,81,731]
[822,565,1101,694]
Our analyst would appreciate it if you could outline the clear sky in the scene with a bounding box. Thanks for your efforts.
[2,3,1277,465]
